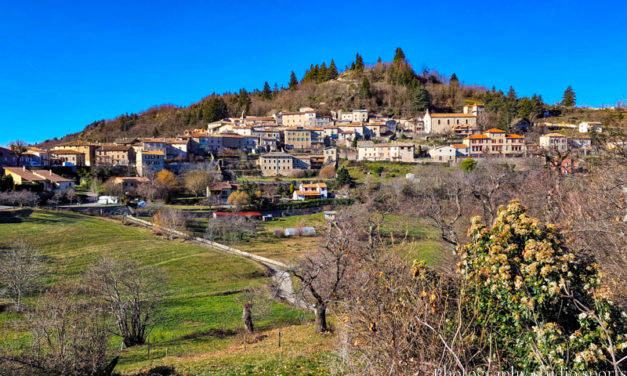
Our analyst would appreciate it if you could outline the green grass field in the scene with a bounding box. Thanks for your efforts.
[0,210,327,375]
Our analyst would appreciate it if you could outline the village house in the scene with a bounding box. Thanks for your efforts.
[356,141,415,162]
[53,141,99,166]
[579,121,602,133]
[569,136,592,151]
[3,167,74,191]
[279,110,317,127]
[24,147,51,167]
[207,182,239,203]
[259,152,295,176]
[337,109,368,123]
[165,138,190,159]
[463,129,526,158]
[423,109,477,134]
[428,145,459,162]
[539,133,568,153]
[136,150,164,176]
[296,182,328,200]
[141,138,167,153]
[95,144,135,166]
[0,147,17,166]
[463,103,485,116]
[323,146,337,165]
[113,176,150,193]
[284,128,312,150]
[50,149,86,167]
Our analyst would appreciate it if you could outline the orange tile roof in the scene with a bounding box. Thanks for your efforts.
[544,133,566,137]
[294,191,322,196]
[301,182,327,189]
[451,144,467,148]
[140,151,164,156]
[486,128,506,133]
[467,135,489,139]
[506,134,525,139]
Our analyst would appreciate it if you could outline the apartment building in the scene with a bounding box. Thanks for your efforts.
[53,141,99,166]
[136,150,164,176]
[423,109,477,134]
[356,141,415,162]
[463,129,526,157]
[96,145,135,166]
[284,128,312,150]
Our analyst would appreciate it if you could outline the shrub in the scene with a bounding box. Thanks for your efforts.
[459,200,626,372]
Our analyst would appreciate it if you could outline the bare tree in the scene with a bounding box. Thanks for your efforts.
[0,241,44,311]
[64,189,77,205]
[152,208,188,240]
[410,168,471,247]
[9,140,28,166]
[12,191,40,208]
[85,258,166,347]
[183,169,220,197]
[289,209,364,332]
[28,284,115,376]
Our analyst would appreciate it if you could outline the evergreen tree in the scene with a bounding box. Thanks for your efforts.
[507,86,517,100]
[336,167,353,187]
[354,53,364,72]
[350,62,356,70]
[237,88,251,115]
[318,62,328,82]
[202,97,229,123]
[261,81,272,100]
[393,47,406,64]
[562,86,576,107]
[289,71,298,89]
[358,77,372,99]
[377,57,382,63]
[326,59,338,80]
[411,83,430,113]
[450,72,459,87]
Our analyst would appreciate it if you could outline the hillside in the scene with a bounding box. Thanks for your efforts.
[37,48,626,148]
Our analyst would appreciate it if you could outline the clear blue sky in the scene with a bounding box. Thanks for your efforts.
[1,0,625,145]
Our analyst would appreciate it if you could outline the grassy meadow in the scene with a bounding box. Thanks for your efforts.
[0,210,327,375]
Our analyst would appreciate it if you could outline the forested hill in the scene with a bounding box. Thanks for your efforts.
[38,48,604,147]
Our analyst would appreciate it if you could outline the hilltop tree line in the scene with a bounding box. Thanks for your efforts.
[40,47,583,146]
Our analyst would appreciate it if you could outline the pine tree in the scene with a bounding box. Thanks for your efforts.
[202,97,229,123]
[411,83,430,113]
[354,53,364,73]
[261,81,272,100]
[289,71,298,89]
[336,167,353,187]
[393,47,405,64]
[358,77,372,99]
[377,57,382,64]
[562,86,576,107]
[450,73,459,87]
[507,86,517,100]
[318,62,328,82]
[326,59,338,80]
[237,88,251,114]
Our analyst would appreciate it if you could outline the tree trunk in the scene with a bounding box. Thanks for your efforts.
[314,303,328,333]
[242,304,254,333]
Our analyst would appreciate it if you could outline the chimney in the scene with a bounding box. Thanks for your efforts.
[22,166,26,171]
[49,169,52,175]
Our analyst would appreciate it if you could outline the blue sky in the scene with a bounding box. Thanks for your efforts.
[1,0,625,145]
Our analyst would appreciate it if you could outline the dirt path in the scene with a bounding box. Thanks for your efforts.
[123,215,308,309]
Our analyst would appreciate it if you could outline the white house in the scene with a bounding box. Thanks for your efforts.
[292,182,328,200]
[539,133,568,153]
[579,122,602,133]
[428,146,458,162]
